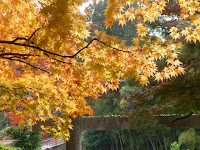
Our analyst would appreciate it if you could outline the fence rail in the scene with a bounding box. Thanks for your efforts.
[42,137,65,150]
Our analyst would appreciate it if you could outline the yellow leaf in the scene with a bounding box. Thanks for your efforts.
[170,27,178,33]
[140,75,149,85]
[136,23,147,37]
[181,29,189,36]
[173,59,182,66]
[175,67,185,74]
[118,17,126,27]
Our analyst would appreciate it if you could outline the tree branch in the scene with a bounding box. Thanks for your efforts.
[21,99,38,116]
[52,58,72,64]
[92,38,131,53]
[12,37,28,42]
[26,27,42,43]
[1,57,49,73]
[0,38,131,59]
[0,52,36,57]
[11,27,43,43]
[0,52,41,61]
[0,40,75,58]
[167,111,193,127]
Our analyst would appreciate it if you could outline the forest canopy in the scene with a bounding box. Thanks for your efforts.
[0,0,199,140]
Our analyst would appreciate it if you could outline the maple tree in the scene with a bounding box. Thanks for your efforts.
[119,0,200,121]
[0,0,198,140]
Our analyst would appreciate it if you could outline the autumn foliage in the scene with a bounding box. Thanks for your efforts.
[0,0,199,140]
[3,112,21,125]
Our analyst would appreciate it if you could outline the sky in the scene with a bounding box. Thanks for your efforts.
[78,1,93,14]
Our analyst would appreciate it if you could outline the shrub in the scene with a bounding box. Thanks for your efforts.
[6,126,43,150]
[0,144,21,150]
[170,141,180,150]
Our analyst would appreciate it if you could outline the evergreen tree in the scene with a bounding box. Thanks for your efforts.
[88,0,137,46]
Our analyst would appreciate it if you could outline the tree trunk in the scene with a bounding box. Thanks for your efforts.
[154,137,158,150]
[162,132,168,150]
[147,133,156,150]
[110,134,114,150]
[115,134,119,150]
[156,133,163,150]
[118,133,123,150]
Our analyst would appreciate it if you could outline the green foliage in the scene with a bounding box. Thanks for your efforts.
[82,131,111,150]
[119,78,141,97]
[0,144,21,150]
[88,0,137,46]
[170,142,180,150]
[123,42,200,116]
[181,42,200,62]
[6,126,43,150]
[87,97,121,116]
[178,129,196,150]
[84,1,200,150]
[0,112,10,131]
[0,131,9,140]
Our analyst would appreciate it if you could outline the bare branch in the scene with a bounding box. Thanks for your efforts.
[0,52,36,57]
[92,38,131,53]
[26,27,42,43]
[0,38,131,59]
[52,58,72,64]
[0,47,5,53]
[12,37,28,42]
[0,40,75,58]
[12,27,43,43]
[167,111,193,127]
[0,52,41,60]
[1,57,49,73]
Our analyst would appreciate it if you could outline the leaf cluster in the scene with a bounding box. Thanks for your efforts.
[0,145,21,150]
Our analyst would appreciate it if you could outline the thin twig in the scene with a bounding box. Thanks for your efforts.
[0,52,40,60]
[26,27,42,43]
[21,99,38,116]
[1,57,49,73]
[0,47,5,53]
[12,37,28,42]
[52,58,72,64]
[93,38,131,53]
[0,52,36,57]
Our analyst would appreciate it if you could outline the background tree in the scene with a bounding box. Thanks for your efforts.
[88,0,137,46]
[0,112,10,130]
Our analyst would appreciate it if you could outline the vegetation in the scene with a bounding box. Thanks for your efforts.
[170,142,180,150]
[6,126,43,150]
[0,112,10,131]
[0,0,199,141]
[82,0,200,149]
[0,145,21,150]
[88,0,137,45]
